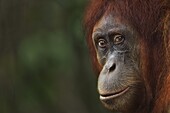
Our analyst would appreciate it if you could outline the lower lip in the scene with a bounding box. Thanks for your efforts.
[100,87,130,100]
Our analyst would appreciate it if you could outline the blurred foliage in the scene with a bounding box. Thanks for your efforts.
[0,0,112,113]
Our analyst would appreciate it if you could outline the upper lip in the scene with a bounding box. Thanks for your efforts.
[100,87,130,100]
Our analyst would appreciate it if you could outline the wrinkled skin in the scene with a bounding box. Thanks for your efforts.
[92,13,145,113]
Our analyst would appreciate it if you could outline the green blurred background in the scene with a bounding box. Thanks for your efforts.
[0,0,112,113]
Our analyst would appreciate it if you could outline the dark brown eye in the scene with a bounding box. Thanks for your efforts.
[113,35,125,45]
[98,39,107,48]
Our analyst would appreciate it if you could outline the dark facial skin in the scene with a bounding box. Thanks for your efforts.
[92,13,145,113]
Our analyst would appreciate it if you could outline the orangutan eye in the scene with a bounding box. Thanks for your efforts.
[113,35,125,45]
[98,39,107,48]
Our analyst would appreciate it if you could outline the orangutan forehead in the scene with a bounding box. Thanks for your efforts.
[93,13,132,35]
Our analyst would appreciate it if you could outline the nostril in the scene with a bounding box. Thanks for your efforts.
[109,63,116,72]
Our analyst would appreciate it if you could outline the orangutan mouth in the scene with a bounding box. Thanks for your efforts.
[100,87,130,100]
